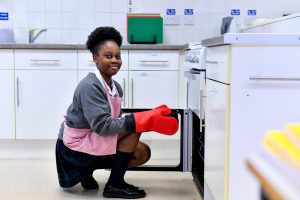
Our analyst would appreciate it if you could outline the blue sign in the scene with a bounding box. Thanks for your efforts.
[248,10,257,16]
[166,9,176,15]
[184,9,193,15]
[0,12,9,20]
[231,9,240,16]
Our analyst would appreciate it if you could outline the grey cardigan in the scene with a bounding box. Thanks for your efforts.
[58,73,135,140]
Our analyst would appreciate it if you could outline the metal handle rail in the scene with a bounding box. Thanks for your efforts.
[249,76,300,81]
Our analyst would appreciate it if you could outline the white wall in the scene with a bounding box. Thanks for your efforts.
[0,0,300,44]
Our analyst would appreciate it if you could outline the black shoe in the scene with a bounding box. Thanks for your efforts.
[103,184,146,199]
[81,176,99,190]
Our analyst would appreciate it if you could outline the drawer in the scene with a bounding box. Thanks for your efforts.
[78,50,128,70]
[129,50,179,70]
[15,50,77,69]
[0,49,14,69]
[231,46,300,82]
[206,45,230,84]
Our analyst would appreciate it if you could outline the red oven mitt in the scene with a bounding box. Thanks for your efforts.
[133,105,179,135]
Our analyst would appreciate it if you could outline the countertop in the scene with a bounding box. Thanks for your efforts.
[0,43,188,50]
[202,33,300,47]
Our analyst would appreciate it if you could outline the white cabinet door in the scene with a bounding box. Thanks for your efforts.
[15,70,77,139]
[78,70,129,108]
[205,79,230,200]
[129,71,179,108]
[0,50,14,69]
[0,70,15,139]
[228,46,300,200]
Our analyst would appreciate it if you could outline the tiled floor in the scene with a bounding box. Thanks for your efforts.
[0,160,202,200]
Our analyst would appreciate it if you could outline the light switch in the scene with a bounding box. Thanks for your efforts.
[163,15,181,25]
[184,16,195,25]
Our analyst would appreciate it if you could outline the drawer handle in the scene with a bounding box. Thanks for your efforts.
[139,60,169,64]
[249,76,300,81]
[205,61,218,64]
[30,59,61,64]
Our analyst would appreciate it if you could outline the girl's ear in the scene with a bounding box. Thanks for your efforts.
[92,54,97,64]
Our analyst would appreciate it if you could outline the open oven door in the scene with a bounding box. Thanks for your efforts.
[122,109,190,172]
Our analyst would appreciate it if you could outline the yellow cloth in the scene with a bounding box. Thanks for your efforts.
[263,130,300,170]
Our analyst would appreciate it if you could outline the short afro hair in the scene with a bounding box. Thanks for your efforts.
[86,26,123,54]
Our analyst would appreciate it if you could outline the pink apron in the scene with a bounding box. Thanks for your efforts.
[63,77,122,156]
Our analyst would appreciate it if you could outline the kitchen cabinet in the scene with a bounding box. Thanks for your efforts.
[203,35,300,200]
[14,50,77,139]
[0,71,15,139]
[128,50,179,109]
[129,71,179,108]
[0,50,15,139]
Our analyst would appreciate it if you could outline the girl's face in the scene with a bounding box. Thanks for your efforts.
[93,40,122,80]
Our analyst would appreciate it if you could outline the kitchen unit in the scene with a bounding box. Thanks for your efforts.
[202,33,300,200]
[14,49,77,139]
[0,43,188,171]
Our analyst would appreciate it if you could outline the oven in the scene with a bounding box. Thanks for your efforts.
[185,44,206,197]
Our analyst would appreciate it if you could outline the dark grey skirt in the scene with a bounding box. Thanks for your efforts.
[55,139,115,188]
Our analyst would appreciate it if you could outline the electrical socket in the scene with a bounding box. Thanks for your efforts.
[163,15,181,25]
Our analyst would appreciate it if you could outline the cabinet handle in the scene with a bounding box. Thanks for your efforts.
[16,77,20,107]
[30,59,61,64]
[123,78,126,107]
[205,61,219,64]
[139,60,169,64]
[131,78,134,107]
[249,76,300,81]
[186,82,189,107]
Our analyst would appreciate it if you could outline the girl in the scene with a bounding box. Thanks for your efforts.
[55,27,178,199]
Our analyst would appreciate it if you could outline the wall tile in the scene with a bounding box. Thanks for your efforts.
[29,0,45,11]
[45,29,61,43]
[177,29,193,44]
[78,12,95,29]
[14,28,29,43]
[62,0,77,12]
[194,0,209,13]
[111,0,127,13]
[95,13,111,27]
[209,0,226,13]
[207,13,226,36]
[78,28,93,44]
[62,12,78,29]
[142,0,164,14]
[62,29,78,44]
[45,0,61,12]
[118,28,128,45]
[111,13,126,29]
[78,0,94,12]
[192,29,211,42]
[128,0,144,13]
[95,0,111,12]
[163,29,177,44]
[28,12,45,28]
[194,13,209,30]
[45,12,62,29]
[12,12,29,28]
[12,0,29,11]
